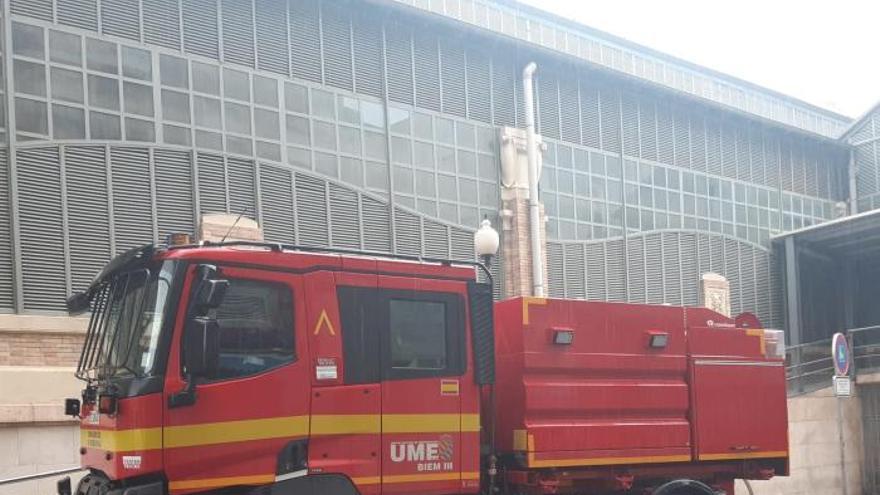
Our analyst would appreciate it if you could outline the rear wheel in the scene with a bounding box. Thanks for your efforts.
[651,479,719,495]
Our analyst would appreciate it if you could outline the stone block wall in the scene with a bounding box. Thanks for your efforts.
[0,315,86,494]
[738,385,865,495]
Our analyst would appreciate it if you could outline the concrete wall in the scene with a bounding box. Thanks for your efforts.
[737,385,865,495]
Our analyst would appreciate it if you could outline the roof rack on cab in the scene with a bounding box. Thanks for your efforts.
[170,240,493,283]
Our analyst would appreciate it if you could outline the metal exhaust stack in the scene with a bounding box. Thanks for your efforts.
[522,62,544,298]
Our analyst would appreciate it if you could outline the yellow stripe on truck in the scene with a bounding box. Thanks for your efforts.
[164,415,310,448]
[81,413,480,452]
[168,474,276,491]
[80,427,162,452]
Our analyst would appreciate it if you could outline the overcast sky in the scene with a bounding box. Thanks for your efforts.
[518,0,880,119]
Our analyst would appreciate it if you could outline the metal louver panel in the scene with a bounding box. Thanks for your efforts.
[749,129,765,186]
[154,149,195,239]
[329,183,360,249]
[679,233,698,306]
[855,146,876,197]
[661,232,681,305]
[466,48,491,124]
[656,103,674,165]
[222,0,256,68]
[696,233,710,283]
[639,99,658,162]
[645,233,663,304]
[449,228,473,262]
[559,77,579,145]
[709,235,724,275]
[791,142,806,195]
[735,127,750,182]
[101,0,141,41]
[673,110,690,168]
[413,31,441,112]
[723,238,741,315]
[605,239,626,302]
[255,0,289,75]
[740,245,756,316]
[780,139,793,193]
[144,0,182,50]
[258,164,295,243]
[289,0,322,83]
[580,82,600,149]
[537,72,560,140]
[422,220,449,259]
[546,242,564,298]
[721,123,737,179]
[57,0,98,31]
[765,137,780,190]
[769,249,784,329]
[491,58,515,128]
[361,195,391,252]
[393,208,421,256]
[440,40,467,118]
[585,242,605,301]
[111,147,154,251]
[599,87,620,153]
[563,244,585,299]
[226,157,256,217]
[383,23,414,105]
[805,146,819,197]
[706,118,722,177]
[65,146,111,293]
[689,113,707,173]
[514,67,525,129]
[321,4,354,92]
[626,237,646,303]
[11,0,52,20]
[352,13,383,98]
[295,173,328,247]
[620,93,638,158]
[18,148,65,311]
[754,251,771,326]
[197,153,227,214]
[183,0,219,59]
[0,149,13,310]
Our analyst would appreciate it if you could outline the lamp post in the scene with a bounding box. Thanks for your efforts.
[474,217,500,269]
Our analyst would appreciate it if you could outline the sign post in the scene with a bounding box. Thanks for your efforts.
[832,332,852,495]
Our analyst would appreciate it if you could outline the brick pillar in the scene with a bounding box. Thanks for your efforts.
[498,127,547,298]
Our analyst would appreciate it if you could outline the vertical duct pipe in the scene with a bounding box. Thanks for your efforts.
[522,62,544,297]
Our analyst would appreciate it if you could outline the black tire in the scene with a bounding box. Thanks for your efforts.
[651,479,718,495]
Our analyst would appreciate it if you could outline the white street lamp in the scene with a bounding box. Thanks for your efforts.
[474,217,500,268]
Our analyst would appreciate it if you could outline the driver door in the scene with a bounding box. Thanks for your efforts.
[162,265,310,493]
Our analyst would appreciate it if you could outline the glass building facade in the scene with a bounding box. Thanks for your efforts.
[0,0,856,332]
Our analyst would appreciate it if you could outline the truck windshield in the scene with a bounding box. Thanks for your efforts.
[77,260,176,381]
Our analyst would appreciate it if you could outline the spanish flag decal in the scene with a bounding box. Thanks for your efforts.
[440,380,460,396]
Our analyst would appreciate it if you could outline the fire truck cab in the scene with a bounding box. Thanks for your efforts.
[63,242,788,495]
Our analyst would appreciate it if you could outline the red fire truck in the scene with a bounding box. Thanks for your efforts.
[61,242,788,495]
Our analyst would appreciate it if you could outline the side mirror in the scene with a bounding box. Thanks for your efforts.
[64,398,81,418]
[183,317,220,378]
[193,278,229,316]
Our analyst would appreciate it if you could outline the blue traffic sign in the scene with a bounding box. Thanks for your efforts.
[832,332,851,377]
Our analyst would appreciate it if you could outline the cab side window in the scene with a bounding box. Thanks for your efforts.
[206,279,295,381]
[338,287,464,383]
[389,299,448,371]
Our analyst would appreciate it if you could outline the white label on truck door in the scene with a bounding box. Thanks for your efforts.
[316,358,338,380]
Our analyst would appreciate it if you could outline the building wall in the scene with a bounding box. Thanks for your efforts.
[0,0,849,330]
[848,109,880,213]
